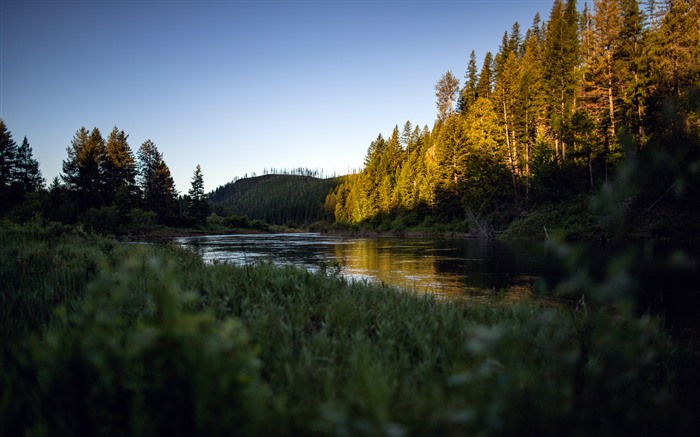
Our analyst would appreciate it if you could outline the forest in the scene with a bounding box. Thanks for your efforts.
[0,123,213,234]
[1,0,699,240]
[325,0,700,239]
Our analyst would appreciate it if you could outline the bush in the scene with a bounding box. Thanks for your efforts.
[6,250,276,436]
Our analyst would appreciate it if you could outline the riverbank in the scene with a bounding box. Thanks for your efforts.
[2,221,699,435]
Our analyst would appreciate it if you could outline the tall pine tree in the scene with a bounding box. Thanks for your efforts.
[62,127,106,210]
[104,126,137,207]
[16,136,44,193]
[137,139,178,222]
[186,164,210,224]
[0,119,19,209]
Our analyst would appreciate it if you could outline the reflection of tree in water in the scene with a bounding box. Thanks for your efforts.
[333,237,545,299]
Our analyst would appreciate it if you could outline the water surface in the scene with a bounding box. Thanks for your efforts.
[175,233,563,299]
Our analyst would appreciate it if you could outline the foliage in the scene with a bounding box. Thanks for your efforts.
[1,222,697,435]
[1,236,273,435]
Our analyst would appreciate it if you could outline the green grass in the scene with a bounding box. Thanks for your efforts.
[1,221,698,435]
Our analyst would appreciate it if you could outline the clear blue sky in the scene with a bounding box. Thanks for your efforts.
[1,0,552,193]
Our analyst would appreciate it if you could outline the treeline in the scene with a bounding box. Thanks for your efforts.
[0,122,211,233]
[327,0,700,236]
[210,174,342,227]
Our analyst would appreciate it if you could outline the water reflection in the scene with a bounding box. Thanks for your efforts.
[174,233,561,299]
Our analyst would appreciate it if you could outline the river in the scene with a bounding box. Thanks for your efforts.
[175,233,700,332]
[174,233,587,299]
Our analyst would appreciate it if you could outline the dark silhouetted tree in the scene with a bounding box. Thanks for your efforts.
[186,164,210,224]
[137,139,178,222]
[15,136,44,193]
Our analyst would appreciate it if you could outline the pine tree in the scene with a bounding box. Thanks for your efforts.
[461,97,511,219]
[583,0,623,162]
[476,52,495,100]
[494,31,524,196]
[617,0,648,147]
[458,50,479,113]
[543,0,581,161]
[0,119,19,209]
[15,136,44,193]
[61,127,106,210]
[104,126,137,207]
[186,164,210,224]
[518,17,547,192]
[137,139,178,222]
[649,0,700,98]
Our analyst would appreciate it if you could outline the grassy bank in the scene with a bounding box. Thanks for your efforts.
[2,221,698,435]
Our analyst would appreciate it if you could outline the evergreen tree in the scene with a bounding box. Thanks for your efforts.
[458,50,479,113]
[137,139,178,222]
[582,0,623,166]
[476,52,495,100]
[617,0,648,148]
[649,0,700,98]
[543,0,581,161]
[186,164,210,224]
[61,127,106,210]
[15,136,44,193]
[0,119,19,210]
[518,18,547,192]
[494,37,524,196]
[104,126,137,207]
[460,97,511,221]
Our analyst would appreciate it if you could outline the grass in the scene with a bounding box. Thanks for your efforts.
[1,220,698,435]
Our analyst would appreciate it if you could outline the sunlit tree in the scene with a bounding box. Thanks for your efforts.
[435,71,460,121]
[62,127,106,210]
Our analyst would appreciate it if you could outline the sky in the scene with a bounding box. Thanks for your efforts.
[1,0,554,193]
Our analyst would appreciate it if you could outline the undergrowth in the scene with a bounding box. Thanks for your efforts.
[1,221,697,435]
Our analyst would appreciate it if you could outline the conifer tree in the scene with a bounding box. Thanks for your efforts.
[543,0,581,161]
[585,0,623,159]
[476,52,495,100]
[0,119,19,209]
[104,126,137,206]
[518,18,547,191]
[649,0,700,98]
[187,164,210,224]
[458,50,479,113]
[62,127,106,210]
[137,139,178,222]
[15,136,44,193]
[617,0,648,147]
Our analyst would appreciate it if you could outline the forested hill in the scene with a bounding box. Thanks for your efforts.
[208,174,343,227]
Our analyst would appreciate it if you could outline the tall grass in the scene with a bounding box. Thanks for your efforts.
[1,221,697,435]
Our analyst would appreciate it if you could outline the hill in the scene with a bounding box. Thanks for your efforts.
[208,174,343,227]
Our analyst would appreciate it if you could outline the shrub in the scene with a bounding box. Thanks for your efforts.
[6,249,276,436]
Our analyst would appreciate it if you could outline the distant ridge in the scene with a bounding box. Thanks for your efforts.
[208,174,343,226]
